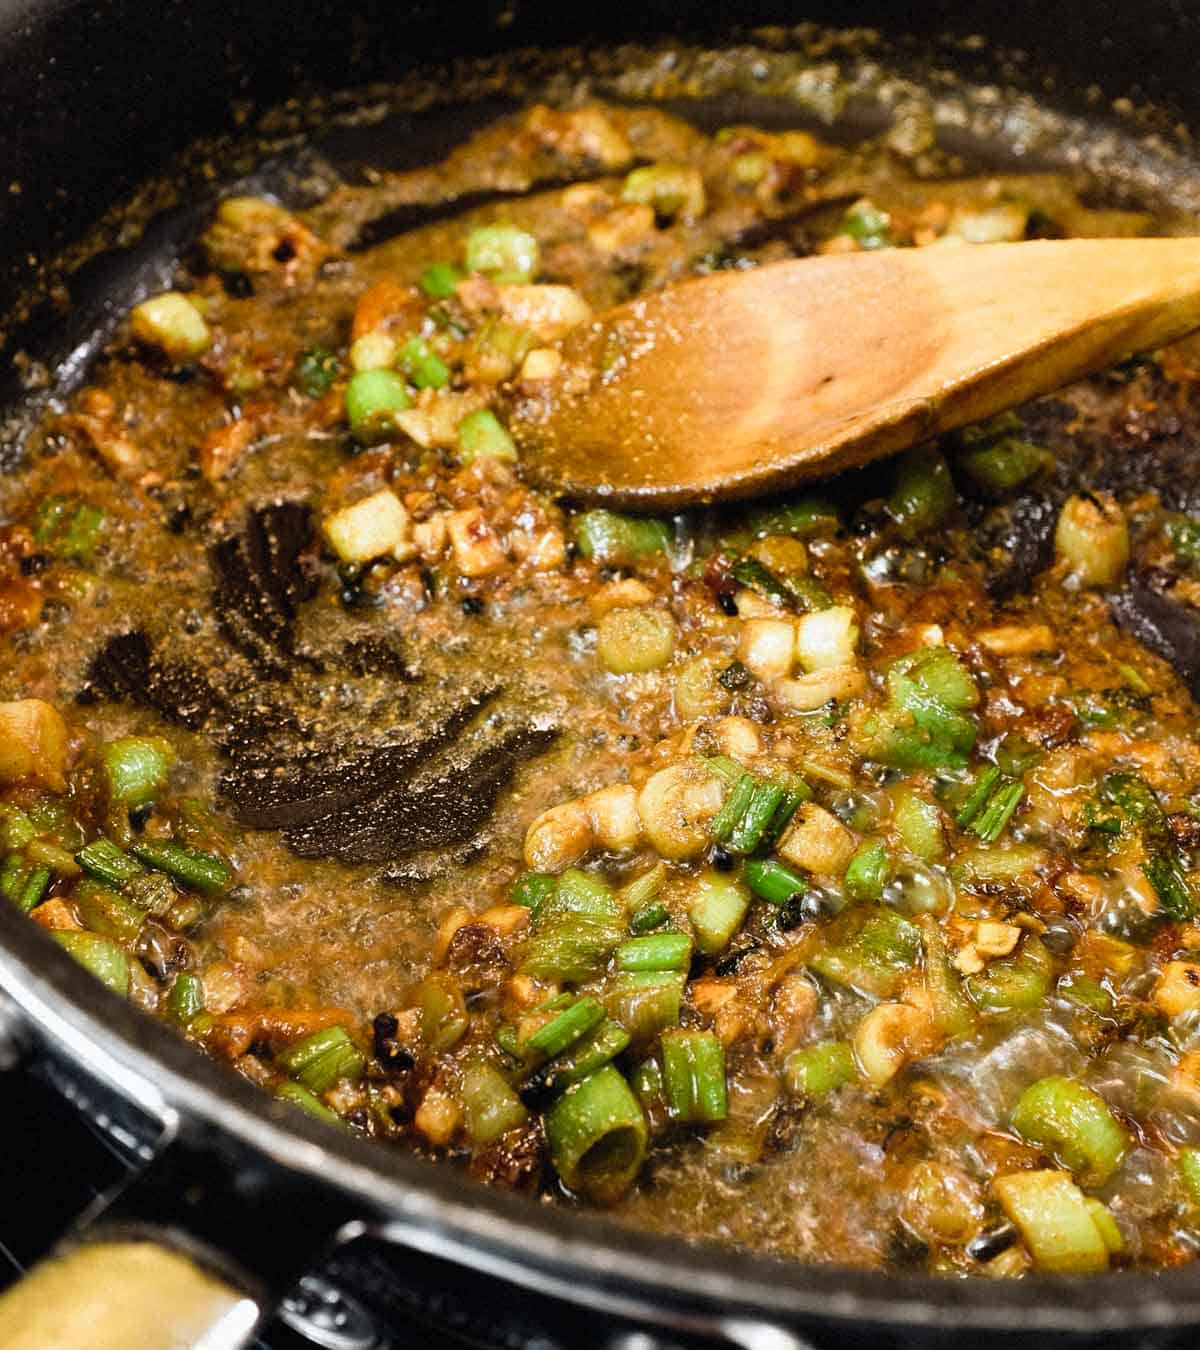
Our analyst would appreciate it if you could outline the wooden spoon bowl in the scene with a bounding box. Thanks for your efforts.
[510,238,1200,509]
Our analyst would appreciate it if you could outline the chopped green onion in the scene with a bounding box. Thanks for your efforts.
[615,932,692,972]
[1116,662,1151,695]
[541,1018,631,1092]
[843,840,890,902]
[511,871,557,913]
[280,1026,366,1095]
[971,781,1025,844]
[521,871,625,983]
[629,901,669,934]
[709,772,756,843]
[100,736,174,808]
[890,645,979,713]
[743,858,808,907]
[51,931,129,996]
[0,807,34,853]
[0,855,26,907]
[995,733,1042,778]
[783,1040,858,1098]
[744,497,840,539]
[703,755,746,786]
[731,557,793,608]
[294,346,341,398]
[917,916,976,1038]
[726,782,786,855]
[1180,1148,1200,1205]
[1144,854,1198,921]
[25,838,77,874]
[548,869,621,918]
[125,870,176,917]
[994,1170,1111,1274]
[809,906,921,999]
[130,840,230,895]
[495,1023,522,1059]
[459,1060,529,1144]
[1011,1075,1130,1188]
[955,765,1002,829]
[1057,972,1113,1013]
[619,862,667,912]
[888,448,955,537]
[17,865,51,914]
[605,969,685,1046]
[891,785,945,862]
[841,200,892,249]
[464,224,540,284]
[418,975,469,1052]
[344,368,412,443]
[525,996,606,1057]
[76,837,146,888]
[688,872,749,954]
[760,787,809,848]
[73,879,146,944]
[521,912,627,984]
[168,971,205,1025]
[660,1029,727,1124]
[629,1057,665,1111]
[276,1081,341,1126]
[966,934,1053,1011]
[399,336,450,390]
[544,1065,648,1203]
[857,713,970,773]
[419,261,464,298]
[958,436,1050,496]
[571,510,671,566]
[458,408,517,463]
[33,495,106,562]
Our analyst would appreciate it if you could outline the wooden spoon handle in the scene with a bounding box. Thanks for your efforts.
[515,237,1200,508]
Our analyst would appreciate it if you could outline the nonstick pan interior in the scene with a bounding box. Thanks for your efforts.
[8,7,1200,1346]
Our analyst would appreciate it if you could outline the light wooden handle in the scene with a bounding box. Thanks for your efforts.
[0,1239,259,1349]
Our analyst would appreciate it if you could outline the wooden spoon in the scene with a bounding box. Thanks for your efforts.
[509,238,1200,509]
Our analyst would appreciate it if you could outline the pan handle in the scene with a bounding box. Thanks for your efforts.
[0,1237,259,1349]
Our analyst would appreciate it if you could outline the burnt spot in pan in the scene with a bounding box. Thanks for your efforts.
[1110,570,1200,698]
[283,722,557,864]
[81,629,220,730]
[219,684,500,831]
[975,493,1060,601]
[209,500,321,679]
[81,501,558,869]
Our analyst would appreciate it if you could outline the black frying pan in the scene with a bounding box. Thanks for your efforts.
[4,2,1200,1345]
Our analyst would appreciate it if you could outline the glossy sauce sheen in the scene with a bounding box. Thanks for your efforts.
[4,97,1200,1276]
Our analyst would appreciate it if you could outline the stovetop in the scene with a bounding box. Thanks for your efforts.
[0,1060,685,1350]
[0,1064,464,1349]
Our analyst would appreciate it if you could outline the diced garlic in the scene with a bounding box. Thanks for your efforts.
[794,605,859,672]
[129,292,210,361]
[322,489,412,564]
[853,1002,933,1087]
[0,700,69,791]
[772,665,866,712]
[776,803,857,875]
[584,783,641,852]
[737,618,796,681]
[524,800,595,872]
[446,508,507,578]
[1154,961,1200,1019]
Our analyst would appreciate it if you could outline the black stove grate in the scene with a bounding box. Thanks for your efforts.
[0,1066,446,1349]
